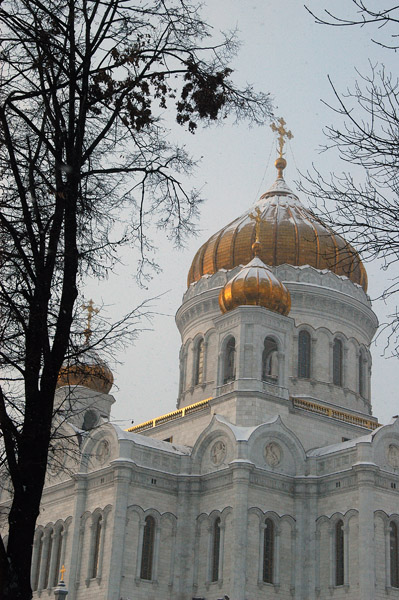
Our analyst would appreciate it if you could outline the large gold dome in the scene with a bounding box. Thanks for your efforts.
[188,177,368,291]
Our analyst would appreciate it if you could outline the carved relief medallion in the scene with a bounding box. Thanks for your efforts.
[211,440,226,465]
[388,444,399,468]
[96,439,111,465]
[264,442,282,467]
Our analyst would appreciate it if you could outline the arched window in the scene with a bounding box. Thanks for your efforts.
[335,520,344,586]
[358,351,365,397]
[92,515,102,579]
[223,338,236,384]
[262,337,278,383]
[194,338,205,385]
[141,516,155,581]
[211,517,221,582]
[43,529,53,589]
[33,532,44,591]
[298,330,311,379]
[52,527,64,587]
[333,339,343,387]
[263,518,274,584]
[390,521,399,588]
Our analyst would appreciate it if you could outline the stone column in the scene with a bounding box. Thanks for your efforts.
[106,463,131,600]
[174,476,200,600]
[67,474,87,600]
[356,462,376,600]
[230,461,252,600]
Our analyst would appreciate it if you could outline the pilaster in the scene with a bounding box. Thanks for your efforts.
[68,474,87,600]
[106,463,131,600]
[230,460,252,600]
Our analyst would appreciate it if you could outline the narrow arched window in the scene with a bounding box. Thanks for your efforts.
[391,522,399,588]
[211,517,221,582]
[262,337,278,383]
[333,339,343,387]
[194,338,205,385]
[43,529,53,588]
[33,532,44,591]
[52,527,64,587]
[298,330,311,379]
[141,516,155,581]
[335,520,344,586]
[263,518,274,584]
[358,352,365,397]
[223,338,235,384]
[92,515,102,578]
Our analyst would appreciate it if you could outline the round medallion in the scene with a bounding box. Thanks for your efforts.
[264,442,281,467]
[96,439,110,465]
[211,440,226,465]
[388,444,399,468]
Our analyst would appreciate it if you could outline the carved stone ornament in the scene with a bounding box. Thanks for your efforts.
[96,439,111,465]
[387,444,399,468]
[211,440,227,465]
[264,442,282,467]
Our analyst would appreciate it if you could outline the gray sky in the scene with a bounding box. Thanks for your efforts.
[84,0,399,428]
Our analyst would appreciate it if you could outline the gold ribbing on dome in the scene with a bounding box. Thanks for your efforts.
[270,117,293,178]
[219,206,291,316]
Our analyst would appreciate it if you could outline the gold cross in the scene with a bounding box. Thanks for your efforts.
[60,564,66,582]
[249,206,263,242]
[270,117,293,158]
[82,299,99,344]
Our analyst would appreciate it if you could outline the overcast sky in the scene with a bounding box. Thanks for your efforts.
[84,0,399,429]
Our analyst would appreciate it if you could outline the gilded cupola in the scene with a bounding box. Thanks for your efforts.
[219,208,291,315]
[57,300,114,394]
[188,119,367,291]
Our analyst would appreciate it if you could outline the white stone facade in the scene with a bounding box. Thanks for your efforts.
[2,179,399,600]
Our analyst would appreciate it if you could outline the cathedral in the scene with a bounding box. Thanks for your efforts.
[2,123,399,600]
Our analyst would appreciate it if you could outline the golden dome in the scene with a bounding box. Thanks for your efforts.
[188,177,368,291]
[219,254,291,315]
[57,349,114,394]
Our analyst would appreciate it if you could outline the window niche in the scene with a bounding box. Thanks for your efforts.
[358,350,366,398]
[333,338,343,387]
[194,338,205,386]
[223,338,236,384]
[211,517,221,582]
[390,521,399,588]
[298,330,311,379]
[263,518,275,584]
[91,515,102,579]
[335,520,344,586]
[140,516,156,581]
[262,337,278,383]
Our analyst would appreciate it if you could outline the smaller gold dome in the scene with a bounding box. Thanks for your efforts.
[219,255,291,315]
[57,349,114,394]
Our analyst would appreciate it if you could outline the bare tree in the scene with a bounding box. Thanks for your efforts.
[0,1,273,597]
[302,2,399,348]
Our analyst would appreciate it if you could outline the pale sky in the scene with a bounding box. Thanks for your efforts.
[84,0,399,429]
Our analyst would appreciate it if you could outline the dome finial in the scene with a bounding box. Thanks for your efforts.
[270,117,293,178]
[249,206,263,256]
[82,299,99,344]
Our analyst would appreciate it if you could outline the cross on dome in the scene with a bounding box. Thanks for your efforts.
[270,117,293,178]
[249,206,264,256]
[82,299,99,344]
[270,117,293,158]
